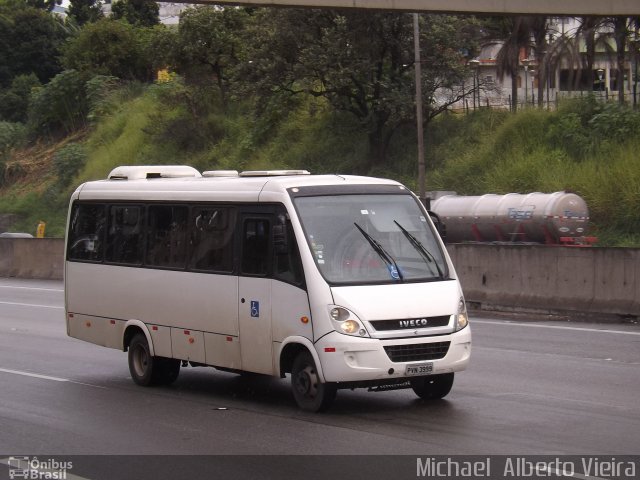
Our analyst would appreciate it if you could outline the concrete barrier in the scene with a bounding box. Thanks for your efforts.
[447,244,640,319]
[0,238,65,280]
[1,238,638,318]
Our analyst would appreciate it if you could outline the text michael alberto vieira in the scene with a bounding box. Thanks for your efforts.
[416,457,637,477]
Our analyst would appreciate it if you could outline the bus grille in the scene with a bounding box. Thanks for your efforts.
[370,315,450,331]
[384,342,450,363]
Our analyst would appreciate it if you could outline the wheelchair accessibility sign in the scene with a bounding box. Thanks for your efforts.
[250,301,260,318]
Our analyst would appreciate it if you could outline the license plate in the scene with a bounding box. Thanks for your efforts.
[405,362,433,376]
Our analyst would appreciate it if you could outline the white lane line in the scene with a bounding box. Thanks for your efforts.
[0,285,63,292]
[0,367,106,389]
[0,457,92,480]
[473,319,640,336]
[0,367,67,382]
[0,301,63,309]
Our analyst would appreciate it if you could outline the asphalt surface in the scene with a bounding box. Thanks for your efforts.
[0,278,639,479]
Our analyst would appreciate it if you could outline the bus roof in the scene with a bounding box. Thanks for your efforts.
[74,167,406,203]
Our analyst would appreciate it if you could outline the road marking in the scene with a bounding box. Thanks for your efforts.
[0,367,107,389]
[473,319,640,336]
[0,367,68,382]
[0,301,63,309]
[0,457,91,480]
[0,285,63,292]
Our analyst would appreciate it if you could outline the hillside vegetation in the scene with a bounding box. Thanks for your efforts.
[1,81,639,245]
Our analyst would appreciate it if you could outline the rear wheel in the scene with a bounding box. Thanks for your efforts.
[291,351,336,412]
[128,333,180,386]
[153,357,180,385]
[410,373,454,400]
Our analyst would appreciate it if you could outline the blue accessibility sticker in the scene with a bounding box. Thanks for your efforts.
[250,301,260,318]
[388,264,400,280]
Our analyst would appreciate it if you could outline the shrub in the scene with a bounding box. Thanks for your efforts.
[53,142,87,186]
[85,75,121,122]
[0,121,27,185]
[27,70,88,137]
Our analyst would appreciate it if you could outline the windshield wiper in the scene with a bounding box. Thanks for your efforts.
[394,220,445,279]
[353,223,403,282]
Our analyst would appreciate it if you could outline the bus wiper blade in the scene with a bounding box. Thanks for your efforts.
[393,220,445,279]
[354,222,403,281]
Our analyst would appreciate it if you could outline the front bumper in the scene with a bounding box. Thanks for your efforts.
[315,327,471,383]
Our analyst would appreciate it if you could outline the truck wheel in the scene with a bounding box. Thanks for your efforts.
[291,351,336,412]
[153,357,180,385]
[128,333,157,386]
[410,373,454,400]
[128,333,180,386]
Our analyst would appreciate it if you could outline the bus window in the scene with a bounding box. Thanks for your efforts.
[68,203,105,262]
[105,205,143,265]
[189,207,235,272]
[273,213,304,287]
[241,218,270,276]
[146,205,188,268]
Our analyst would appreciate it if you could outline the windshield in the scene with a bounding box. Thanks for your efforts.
[294,194,448,285]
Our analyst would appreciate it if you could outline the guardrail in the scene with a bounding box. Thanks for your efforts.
[1,238,638,319]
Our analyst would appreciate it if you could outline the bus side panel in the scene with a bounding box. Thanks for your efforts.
[148,324,172,358]
[171,328,206,363]
[204,333,241,369]
[67,314,122,349]
[66,263,239,339]
[271,281,312,343]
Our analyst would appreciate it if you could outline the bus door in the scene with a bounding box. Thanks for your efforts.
[238,214,274,374]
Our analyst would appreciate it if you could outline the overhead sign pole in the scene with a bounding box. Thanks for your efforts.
[168,0,638,16]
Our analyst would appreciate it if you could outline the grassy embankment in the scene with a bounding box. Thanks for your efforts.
[1,82,638,245]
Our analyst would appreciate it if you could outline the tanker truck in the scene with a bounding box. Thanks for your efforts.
[430,191,596,246]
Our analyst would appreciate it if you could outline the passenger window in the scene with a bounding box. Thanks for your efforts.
[273,213,305,287]
[242,218,270,276]
[68,203,105,262]
[105,205,143,265]
[189,207,235,272]
[146,205,188,268]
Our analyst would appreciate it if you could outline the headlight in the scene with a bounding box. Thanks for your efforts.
[328,306,369,337]
[454,297,469,331]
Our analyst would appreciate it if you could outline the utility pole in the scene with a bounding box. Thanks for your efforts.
[413,13,426,205]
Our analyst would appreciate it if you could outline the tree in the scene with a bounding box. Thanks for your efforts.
[529,16,550,107]
[172,6,248,108]
[0,73,41,122]
[24,0,61,12]
[494,16,537,112]
[238,9,481,167]
[67,0,104,26]
[111,0,159,27]
[0,6,67,85]
[61,19,154,81]
[578,16,635,104]
[27,69,88,137]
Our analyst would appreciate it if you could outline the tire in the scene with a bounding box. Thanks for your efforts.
[291,351,337,412]
[128,333,180,386]
[153,357,180,386]
[410,373,454,400]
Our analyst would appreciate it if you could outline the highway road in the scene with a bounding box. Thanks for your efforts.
[0,278,639,479]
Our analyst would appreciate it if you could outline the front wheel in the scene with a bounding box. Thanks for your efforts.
[410,373,454,400]
[291,351,336,412]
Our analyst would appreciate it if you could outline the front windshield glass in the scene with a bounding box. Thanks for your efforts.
[294,194,448,285]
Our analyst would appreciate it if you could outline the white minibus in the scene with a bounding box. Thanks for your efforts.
[65,166,471,411]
